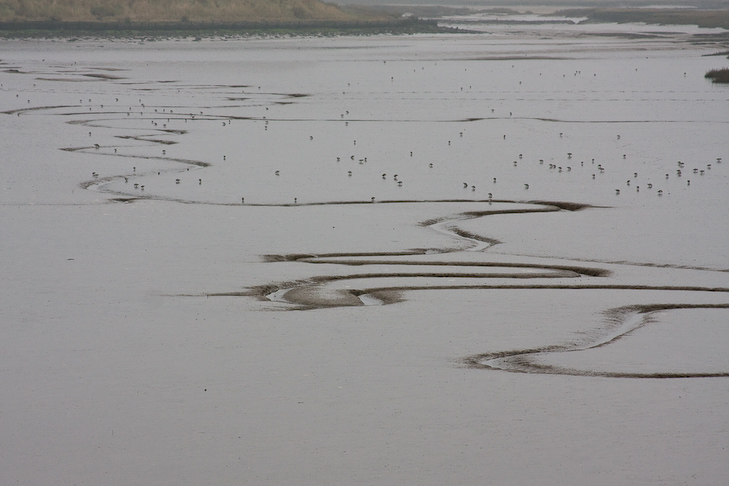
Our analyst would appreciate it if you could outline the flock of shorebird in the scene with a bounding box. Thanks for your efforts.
[225,128,723,205]
[109,126,722,205]
[65,94,723,206]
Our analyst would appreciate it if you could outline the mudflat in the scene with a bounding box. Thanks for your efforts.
[1,16,728,485]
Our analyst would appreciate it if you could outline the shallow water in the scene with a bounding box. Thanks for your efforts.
[1,20,729,485]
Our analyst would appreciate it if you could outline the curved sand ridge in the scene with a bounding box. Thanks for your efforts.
[464,304,729,378]
[244,201,727,309]
[236,204,729,378]
[230,202,604,306]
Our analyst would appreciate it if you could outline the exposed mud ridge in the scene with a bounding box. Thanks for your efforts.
[35,78,97,82]
[525,200,593,211]
[81,73,126,80]
[115,135,179,145]
[270,253,610,276]
[500,251,729,273]
[467,56,572,61]
[109,197,139,203]
[463,303,729,378]
[419,201,596,227]
[249,202,612,309]
[420,206,557,227]
[79,174,119,190]
[262,250,432,263]
[248,281,729,310]
[217,284,405,310]
[241,201,729,378]
[1,105,76,115]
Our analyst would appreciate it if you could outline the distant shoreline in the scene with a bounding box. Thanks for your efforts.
[554,7,729,30]
[0,18,464,38]
[3,6,729,39]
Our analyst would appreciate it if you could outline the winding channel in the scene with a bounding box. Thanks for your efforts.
[7,96,728,380]
[236,203,729,378]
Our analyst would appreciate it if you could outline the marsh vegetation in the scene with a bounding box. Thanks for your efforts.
[0,0,354,22]
[705,67,729,83]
